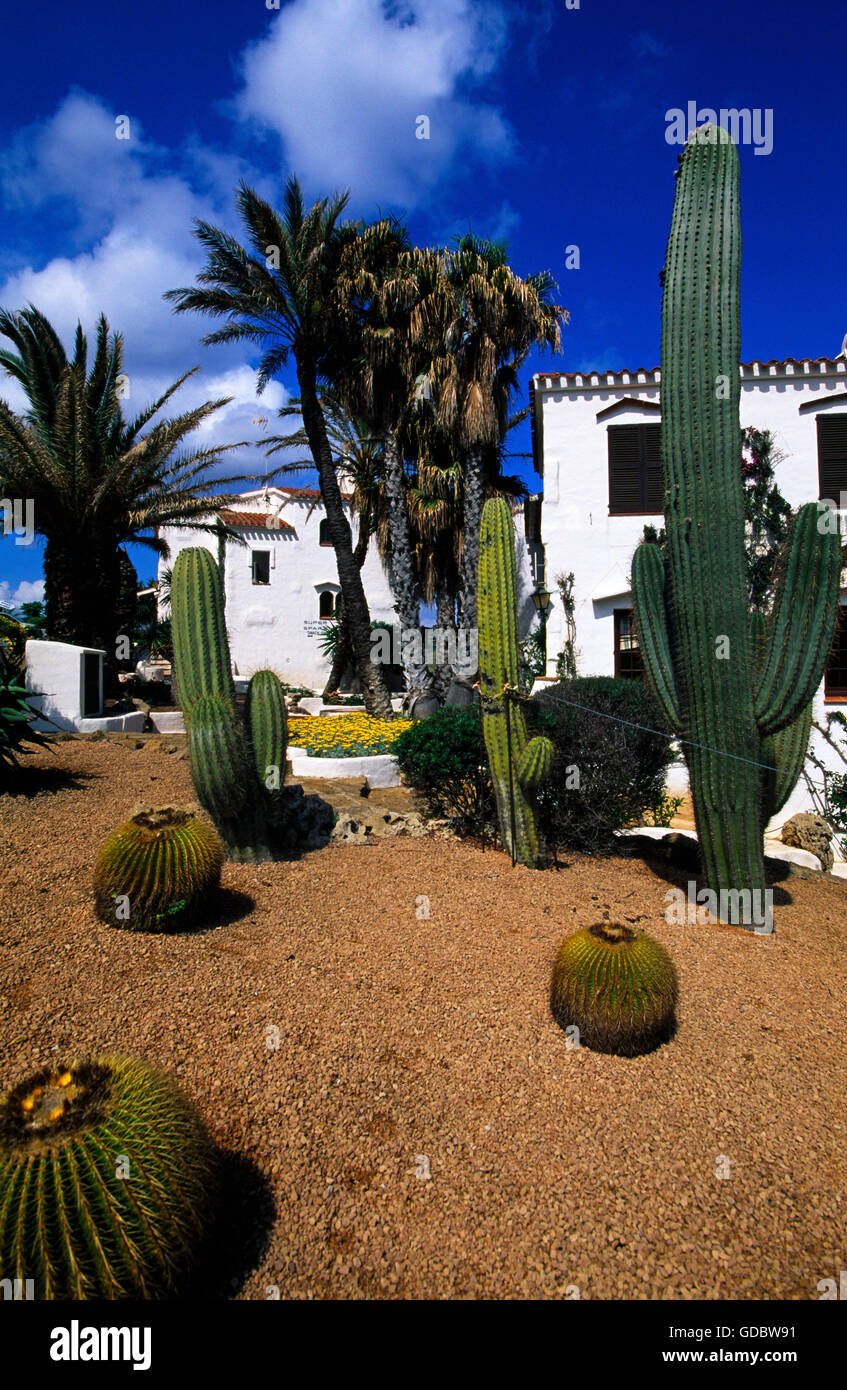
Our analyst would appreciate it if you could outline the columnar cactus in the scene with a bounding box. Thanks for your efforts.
[94,805,224,931]
[477,497,555,867]
[0,1055,215,1298]
[171,547,289,862]
[631,126,841,930]
[245,666,289,788]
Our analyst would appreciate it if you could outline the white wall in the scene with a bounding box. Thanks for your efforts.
[533,356,847,825]
[160,487,395,690]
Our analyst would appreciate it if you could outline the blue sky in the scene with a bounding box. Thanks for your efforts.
[1,0,845,605]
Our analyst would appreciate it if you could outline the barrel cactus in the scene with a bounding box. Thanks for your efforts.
[550,924,678,1056]
[93,806,224,932]
[631,125,841,931]
[0,1055,215,1298]
[171,547,292,862]
[478,496,555,867]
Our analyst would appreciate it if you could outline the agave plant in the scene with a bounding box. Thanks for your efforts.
[0,645,52,780]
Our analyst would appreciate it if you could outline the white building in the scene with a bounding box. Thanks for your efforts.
[529,352,847,825]
[159,485,394,690]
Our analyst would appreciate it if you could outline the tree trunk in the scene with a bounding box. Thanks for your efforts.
[322,595,353,696]
[381,429,432,703]
[297,362,392,716]
[432,586,456,700]
[455,446,484,679]
[44,535,121,653]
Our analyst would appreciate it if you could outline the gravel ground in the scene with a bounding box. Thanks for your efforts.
[1,738,846,1300]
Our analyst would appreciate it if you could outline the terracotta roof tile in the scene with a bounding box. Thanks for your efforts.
[218,509,295,533]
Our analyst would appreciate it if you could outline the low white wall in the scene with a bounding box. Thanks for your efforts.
[287,747,401,787]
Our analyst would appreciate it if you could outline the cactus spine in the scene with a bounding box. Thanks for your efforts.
[477,497,554,867]
[631,126,841,930]
[172,547,291,862]
[0,1055,215,1298]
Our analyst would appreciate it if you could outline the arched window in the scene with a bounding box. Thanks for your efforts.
[319,518,332,546]
[319,590,336,619]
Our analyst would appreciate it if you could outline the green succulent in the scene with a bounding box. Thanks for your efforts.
[93,805,224,932]
[0,645,52,780]
[0,1054,215,1299]
[550,923,678,1057]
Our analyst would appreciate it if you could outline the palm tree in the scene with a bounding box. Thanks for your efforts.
[333,229,438,707]
[164,178,393,717]
[0,306,251,672]
[264,388,387,696]
[410,236,566,664]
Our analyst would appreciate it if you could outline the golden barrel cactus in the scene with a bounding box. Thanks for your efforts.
[550,923,678,1056]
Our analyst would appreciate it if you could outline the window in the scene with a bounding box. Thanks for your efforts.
[817,414,847,502]
[608,423,663,514]
[251,550,270,585]
[614,609,644,680]
[319,590,336,619]
[319,518,332,546]
[825,605,847,700]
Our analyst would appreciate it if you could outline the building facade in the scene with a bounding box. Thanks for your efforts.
[158,486,395,690]
[530,353,847,826]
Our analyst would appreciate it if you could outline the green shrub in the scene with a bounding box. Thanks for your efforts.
[530,676,674,852]
[393,707,492,831]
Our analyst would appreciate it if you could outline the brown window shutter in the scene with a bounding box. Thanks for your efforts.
[818,414,847,501]
[609,423,664,513]
[609,425,643,513]
[642,424,664,512]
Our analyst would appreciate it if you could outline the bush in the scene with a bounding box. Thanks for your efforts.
[393,706,492,831]
[530,677,674,852]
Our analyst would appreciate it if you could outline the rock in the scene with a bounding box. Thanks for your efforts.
[270,784,335,853]
[780,813,834,872]
[445,677,478,708]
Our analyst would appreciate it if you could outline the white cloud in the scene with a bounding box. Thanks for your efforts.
[234,0,514,205]
[0,578,44,610]
[0,93,293,480]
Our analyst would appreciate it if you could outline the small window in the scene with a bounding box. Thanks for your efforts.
[319,518,332,546]
[817,414,847,502]
[825,605,847,700]
[614,609,644,680]
[319,590,336,619]
[608,423,663,515]
[251,551,270,585]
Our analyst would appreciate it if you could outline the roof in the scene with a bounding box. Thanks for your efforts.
[529,355,847,476]
[532,355,847,391]
[218,510,295,533]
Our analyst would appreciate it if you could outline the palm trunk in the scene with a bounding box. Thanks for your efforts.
[432,586,457,701]
[455,446,484,679]
[381,429,432,702]
[297,362,392,716]
[322,595,353,696]
[44,534,122,667]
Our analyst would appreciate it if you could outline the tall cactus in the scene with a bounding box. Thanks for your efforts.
[478,497,554,867]
[631,125,841,930]
[171,547,289,863]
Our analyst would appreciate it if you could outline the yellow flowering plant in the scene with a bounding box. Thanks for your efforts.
[289,714,412,759]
